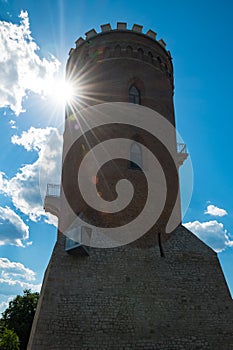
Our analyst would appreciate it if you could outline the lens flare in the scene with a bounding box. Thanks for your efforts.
[46,79,75,105]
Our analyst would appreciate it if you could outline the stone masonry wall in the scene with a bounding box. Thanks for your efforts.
[28,226,233,349]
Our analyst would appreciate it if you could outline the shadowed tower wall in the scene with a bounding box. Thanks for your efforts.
[28,23,233,350]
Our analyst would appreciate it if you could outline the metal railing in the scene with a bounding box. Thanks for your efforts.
[66,237,82,251]
[46,184,60,197]
[177,143,187,154]
[65,226,92,252]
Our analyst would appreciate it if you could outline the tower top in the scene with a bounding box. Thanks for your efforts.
[69,22,171,57]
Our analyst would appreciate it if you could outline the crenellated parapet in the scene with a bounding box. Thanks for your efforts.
[68,23,173,86]
[71,22,168,51]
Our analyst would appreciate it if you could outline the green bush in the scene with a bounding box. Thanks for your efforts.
[0,328,19,350]
[1,289,39,350]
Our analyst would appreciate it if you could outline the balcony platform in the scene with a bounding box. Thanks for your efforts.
[177,143,188,166]
[44,184,60,217]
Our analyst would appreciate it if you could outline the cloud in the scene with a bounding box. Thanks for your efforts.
[0,11,60,115]
[0,258,41,302]
[9,119,17,129]
[0,257,35,281]
[184,220,233,253]
[204,204,228,217]
[0,295,15,315]
[11,126,56,151]
[44,212,58,227]
[0,206,29,247]
[0,165,44,222]
[0,127,62,224]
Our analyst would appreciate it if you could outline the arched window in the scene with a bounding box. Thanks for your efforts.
[115,45,121,56]
[137,48,144,60]
[126,45,133,56]
[104,47,110,58]
[129,85,140,104]
[130,142,142,169]
[157,56,162,64]
[148,51,153,63]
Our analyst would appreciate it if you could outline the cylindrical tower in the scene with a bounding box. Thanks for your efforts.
[60,22,182,248]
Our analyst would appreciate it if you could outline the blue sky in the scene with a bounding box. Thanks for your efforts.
[0,0,232,311]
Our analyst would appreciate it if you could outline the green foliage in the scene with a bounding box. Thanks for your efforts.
[1,289,39,350]
[0,319,5,335]
[0,328,19,350]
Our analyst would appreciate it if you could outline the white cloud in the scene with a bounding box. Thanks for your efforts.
[205,204,228,217]
[0,11,60,115]
[184,220,233,253]
[9,119,17,129]
[0,257,35,281]
[44,213,58,227]
[11,126,56,151]
[0,206,29,247]
[0,295,15,315]
[0,127,62,224]
[0,165,44,222]
[0,258,41,302]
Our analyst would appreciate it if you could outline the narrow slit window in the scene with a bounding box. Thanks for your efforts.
[129,85,140,104]
[130,142,142,169]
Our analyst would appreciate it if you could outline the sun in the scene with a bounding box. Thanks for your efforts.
[53,80,75,104]
[45,78,76,106]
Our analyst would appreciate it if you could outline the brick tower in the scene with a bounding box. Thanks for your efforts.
[28,23,233,349]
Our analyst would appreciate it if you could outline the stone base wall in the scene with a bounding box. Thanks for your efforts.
[27,226,233,349]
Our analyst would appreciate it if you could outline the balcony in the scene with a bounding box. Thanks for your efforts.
[44,184,60,217]
[177,143,188,166]
[65,225,91,256]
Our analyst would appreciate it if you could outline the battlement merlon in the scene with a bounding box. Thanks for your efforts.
[69,22,170,57]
